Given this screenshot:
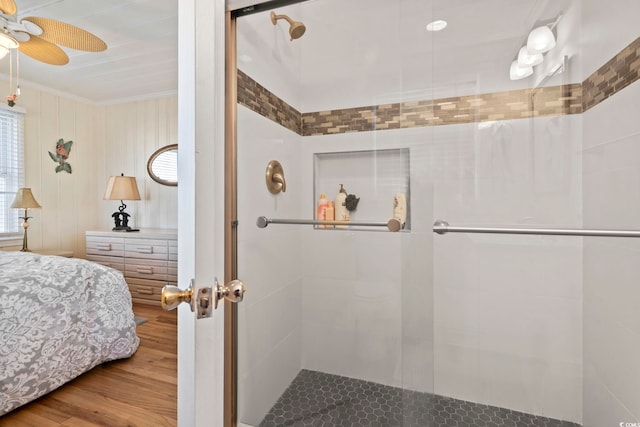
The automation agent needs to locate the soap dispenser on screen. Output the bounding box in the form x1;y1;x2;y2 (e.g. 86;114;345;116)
334;184;350;228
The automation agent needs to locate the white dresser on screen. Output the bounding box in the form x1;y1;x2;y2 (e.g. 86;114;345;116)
85;229;177;306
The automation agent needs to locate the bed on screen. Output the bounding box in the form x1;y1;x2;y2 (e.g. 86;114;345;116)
0;251;140;415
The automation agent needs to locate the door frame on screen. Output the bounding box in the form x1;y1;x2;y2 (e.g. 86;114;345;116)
177;1;313;426
177;0;226;426
221;1;312;426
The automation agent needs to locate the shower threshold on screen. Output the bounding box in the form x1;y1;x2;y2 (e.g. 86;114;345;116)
259;369;580;427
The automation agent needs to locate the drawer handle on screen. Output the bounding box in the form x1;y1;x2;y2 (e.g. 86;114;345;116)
96;243;112;251
137;287;154;295
135;246;154;254
136;267;154;274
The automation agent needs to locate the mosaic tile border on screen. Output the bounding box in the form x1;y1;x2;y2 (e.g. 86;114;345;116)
237;37;639;136
259;369;581;427
301;84;582;136
237;69;301;135
582;36;640;112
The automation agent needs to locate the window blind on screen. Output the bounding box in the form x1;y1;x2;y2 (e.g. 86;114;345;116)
0;107;25;235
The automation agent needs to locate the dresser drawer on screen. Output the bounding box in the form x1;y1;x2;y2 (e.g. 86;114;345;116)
169;240;178;261
86;254;125;273
86;236;125;257
168;261;177;281
125;239;169;260
125;258;168;280
126;277;164;305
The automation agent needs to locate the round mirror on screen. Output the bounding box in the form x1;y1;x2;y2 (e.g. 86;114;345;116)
147;144;178;186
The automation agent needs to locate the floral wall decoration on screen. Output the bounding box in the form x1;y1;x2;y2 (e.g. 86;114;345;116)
48;138;73;173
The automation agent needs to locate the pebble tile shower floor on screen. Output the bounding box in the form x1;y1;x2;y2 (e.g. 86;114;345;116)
259;370;581;427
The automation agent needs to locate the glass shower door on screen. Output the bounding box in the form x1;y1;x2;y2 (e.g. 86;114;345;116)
233;1;435;425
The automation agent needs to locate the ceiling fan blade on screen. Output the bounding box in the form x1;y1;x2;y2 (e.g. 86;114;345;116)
22;16;107;52
18;34;69;65
0;0;16;15
12;31;30;42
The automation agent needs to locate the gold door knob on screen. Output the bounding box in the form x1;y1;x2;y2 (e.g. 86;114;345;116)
162;279;247;317
214;278;247;309
161;282;193;311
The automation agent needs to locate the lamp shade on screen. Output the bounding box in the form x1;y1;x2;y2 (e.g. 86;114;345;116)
10;188;42;209
103;175;141;201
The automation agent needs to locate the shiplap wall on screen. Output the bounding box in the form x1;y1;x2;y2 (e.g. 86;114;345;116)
96;97;179;233
2;85;178;257
16;86;100;257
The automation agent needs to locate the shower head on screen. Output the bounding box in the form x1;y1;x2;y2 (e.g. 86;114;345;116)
271;11;306;41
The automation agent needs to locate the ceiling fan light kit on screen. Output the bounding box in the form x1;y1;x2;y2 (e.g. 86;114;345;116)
0;32;18;49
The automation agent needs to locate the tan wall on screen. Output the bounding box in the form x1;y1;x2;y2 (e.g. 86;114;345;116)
96;97;179;234
3;87;178;258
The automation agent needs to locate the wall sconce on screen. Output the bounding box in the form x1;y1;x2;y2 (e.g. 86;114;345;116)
103;174;141;231
510;17;560;81
10;188;41;252
527;26;556;54
517;46;543;67
510;60;533;80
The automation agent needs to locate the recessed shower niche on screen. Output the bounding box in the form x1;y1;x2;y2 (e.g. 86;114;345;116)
313;148;411;231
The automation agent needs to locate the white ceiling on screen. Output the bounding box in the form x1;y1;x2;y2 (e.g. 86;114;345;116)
0;0;178;104
0;0;575;107
237;0;574;112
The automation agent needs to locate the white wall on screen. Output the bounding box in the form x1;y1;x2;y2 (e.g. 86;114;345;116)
298;129;435;394
296;114;583;422
581;2;640;424
2;88;178;257
234;0;585;423
582;83;640;425
236;105;304;425
235;11;306;423
432;116;583;422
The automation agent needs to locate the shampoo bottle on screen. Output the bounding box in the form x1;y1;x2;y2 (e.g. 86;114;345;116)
325;201;335;228
334;184;350;228
316;193;329;228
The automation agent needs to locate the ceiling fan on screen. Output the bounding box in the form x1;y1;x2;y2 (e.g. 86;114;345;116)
0;0;107;66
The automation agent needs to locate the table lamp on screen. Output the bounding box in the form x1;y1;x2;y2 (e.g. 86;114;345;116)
103;173;141;231
10;188;42;252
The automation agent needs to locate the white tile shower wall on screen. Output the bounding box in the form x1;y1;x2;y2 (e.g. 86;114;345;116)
236;105;304;425
298;114;583;422
581;0;640;79
582;81;640;426
237;8;303;111
432;116;583;423
299;128;434;394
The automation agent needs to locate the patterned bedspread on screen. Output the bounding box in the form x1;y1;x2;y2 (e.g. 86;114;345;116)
0;251;140;415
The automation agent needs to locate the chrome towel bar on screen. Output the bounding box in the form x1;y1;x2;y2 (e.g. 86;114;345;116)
257;216;403;232
433;220;640;238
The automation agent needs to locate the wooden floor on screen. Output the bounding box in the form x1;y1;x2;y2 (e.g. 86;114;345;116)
0;305;177;427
